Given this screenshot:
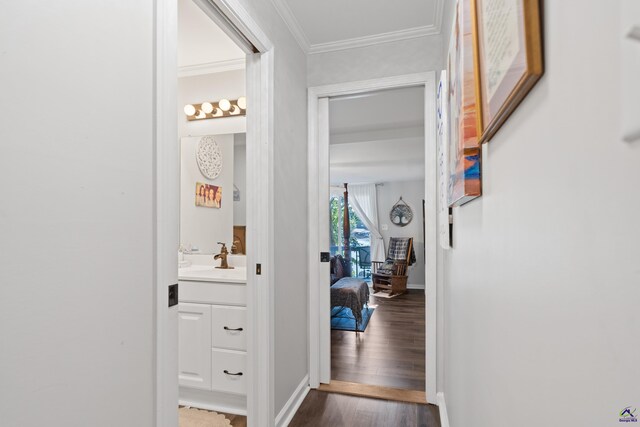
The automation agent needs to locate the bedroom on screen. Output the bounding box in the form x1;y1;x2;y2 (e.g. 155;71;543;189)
325;86;428;398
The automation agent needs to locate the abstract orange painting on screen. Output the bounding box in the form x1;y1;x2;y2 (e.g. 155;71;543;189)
448;0;483;207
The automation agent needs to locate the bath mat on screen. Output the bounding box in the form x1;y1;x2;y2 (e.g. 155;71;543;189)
179;407;232;427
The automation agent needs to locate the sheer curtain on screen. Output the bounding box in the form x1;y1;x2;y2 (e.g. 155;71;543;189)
349;184;385;262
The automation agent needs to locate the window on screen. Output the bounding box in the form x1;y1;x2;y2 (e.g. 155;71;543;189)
329;194;371;279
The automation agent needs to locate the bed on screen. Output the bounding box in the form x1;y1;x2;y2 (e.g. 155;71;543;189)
330;277;370;331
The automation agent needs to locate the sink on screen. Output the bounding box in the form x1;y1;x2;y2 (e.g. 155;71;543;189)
178;264;247;284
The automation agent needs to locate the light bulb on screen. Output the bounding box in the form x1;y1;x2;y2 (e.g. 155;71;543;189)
237;96;247;110
218;98;231;112
229;105;240;115
184;104;196;116
201;102;214;114
195;110;206;119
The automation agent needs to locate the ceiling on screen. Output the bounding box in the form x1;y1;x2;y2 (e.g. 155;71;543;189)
178;0;445;66
330;86;425;135
329;86;425;185
272;0;444;53
178;0;245;72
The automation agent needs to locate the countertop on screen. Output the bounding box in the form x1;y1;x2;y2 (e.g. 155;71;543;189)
178;265;247;284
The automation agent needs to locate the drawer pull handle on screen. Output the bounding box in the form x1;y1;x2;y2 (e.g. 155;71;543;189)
224;370;243;376
224;326;243;331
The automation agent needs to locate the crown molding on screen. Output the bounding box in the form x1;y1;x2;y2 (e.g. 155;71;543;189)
269;0;311;53
309;24;440;54
178;58;245;78
271;0;444;55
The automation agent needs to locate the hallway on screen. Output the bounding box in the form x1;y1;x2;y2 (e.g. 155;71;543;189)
3;1;639;426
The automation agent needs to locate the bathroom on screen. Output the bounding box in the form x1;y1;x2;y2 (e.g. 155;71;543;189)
176;0;250;419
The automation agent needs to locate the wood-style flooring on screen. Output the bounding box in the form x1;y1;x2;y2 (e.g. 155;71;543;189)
223;412;246;427
289;390;440;427
318;380;426;404
331;289;425;391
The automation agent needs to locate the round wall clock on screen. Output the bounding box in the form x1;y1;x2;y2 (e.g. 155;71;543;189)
389;197;413;227
196;136;223;179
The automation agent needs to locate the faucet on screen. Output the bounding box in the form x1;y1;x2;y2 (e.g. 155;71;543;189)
214;242;234;269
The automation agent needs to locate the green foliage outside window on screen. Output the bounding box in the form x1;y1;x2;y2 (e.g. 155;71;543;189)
329;196;363;248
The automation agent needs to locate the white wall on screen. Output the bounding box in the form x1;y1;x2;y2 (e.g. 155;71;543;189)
376;180;426;287
0;2;155;426
307;35;443;87
443;2;640;426
440;0;456;63
180;135;234;254
178;70;247;138
235;0;310;416
233;134;247;226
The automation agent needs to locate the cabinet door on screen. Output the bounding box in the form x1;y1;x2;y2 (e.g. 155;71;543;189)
178;303;212;390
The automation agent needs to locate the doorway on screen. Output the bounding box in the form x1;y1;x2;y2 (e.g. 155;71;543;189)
328;86;427;394
307;73;440;404
177;0;249;420
154;0;274;426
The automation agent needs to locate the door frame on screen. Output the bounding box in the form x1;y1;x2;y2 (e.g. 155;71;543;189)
307;72;440;404
154;0;275;425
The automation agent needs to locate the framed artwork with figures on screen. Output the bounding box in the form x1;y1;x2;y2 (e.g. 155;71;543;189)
195;182;222;209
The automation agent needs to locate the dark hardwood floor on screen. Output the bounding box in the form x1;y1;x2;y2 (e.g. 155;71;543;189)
331;289;426;391
289;390;440;427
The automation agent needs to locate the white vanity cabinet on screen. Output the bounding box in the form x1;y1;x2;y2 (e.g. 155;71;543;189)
177;268;248;415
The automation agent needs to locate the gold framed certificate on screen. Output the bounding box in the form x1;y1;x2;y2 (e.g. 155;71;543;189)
474;0;543;143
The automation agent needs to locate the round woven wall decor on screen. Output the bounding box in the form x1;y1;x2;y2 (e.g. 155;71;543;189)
196;136;223;179
389;197;413;227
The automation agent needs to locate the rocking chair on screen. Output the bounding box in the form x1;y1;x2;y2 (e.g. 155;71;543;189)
371;237;415;296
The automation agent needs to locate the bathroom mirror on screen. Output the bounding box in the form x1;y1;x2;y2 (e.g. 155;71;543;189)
180;133;246;254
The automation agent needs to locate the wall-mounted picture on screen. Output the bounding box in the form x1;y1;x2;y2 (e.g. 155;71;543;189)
195;182;222;208
437;71;452;249
474;0;543;143
448;0;482;207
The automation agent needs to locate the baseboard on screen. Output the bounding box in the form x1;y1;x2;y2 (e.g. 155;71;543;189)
437;392;450;427
275;374;310;427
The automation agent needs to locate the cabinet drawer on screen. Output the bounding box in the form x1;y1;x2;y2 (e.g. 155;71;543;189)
211;306;247;351
211;349;247;395
179;280;246;306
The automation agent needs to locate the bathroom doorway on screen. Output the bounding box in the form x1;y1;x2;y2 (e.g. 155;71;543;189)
155;0;275;425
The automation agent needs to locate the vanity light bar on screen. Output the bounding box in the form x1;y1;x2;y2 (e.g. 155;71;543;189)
184;97;246;121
